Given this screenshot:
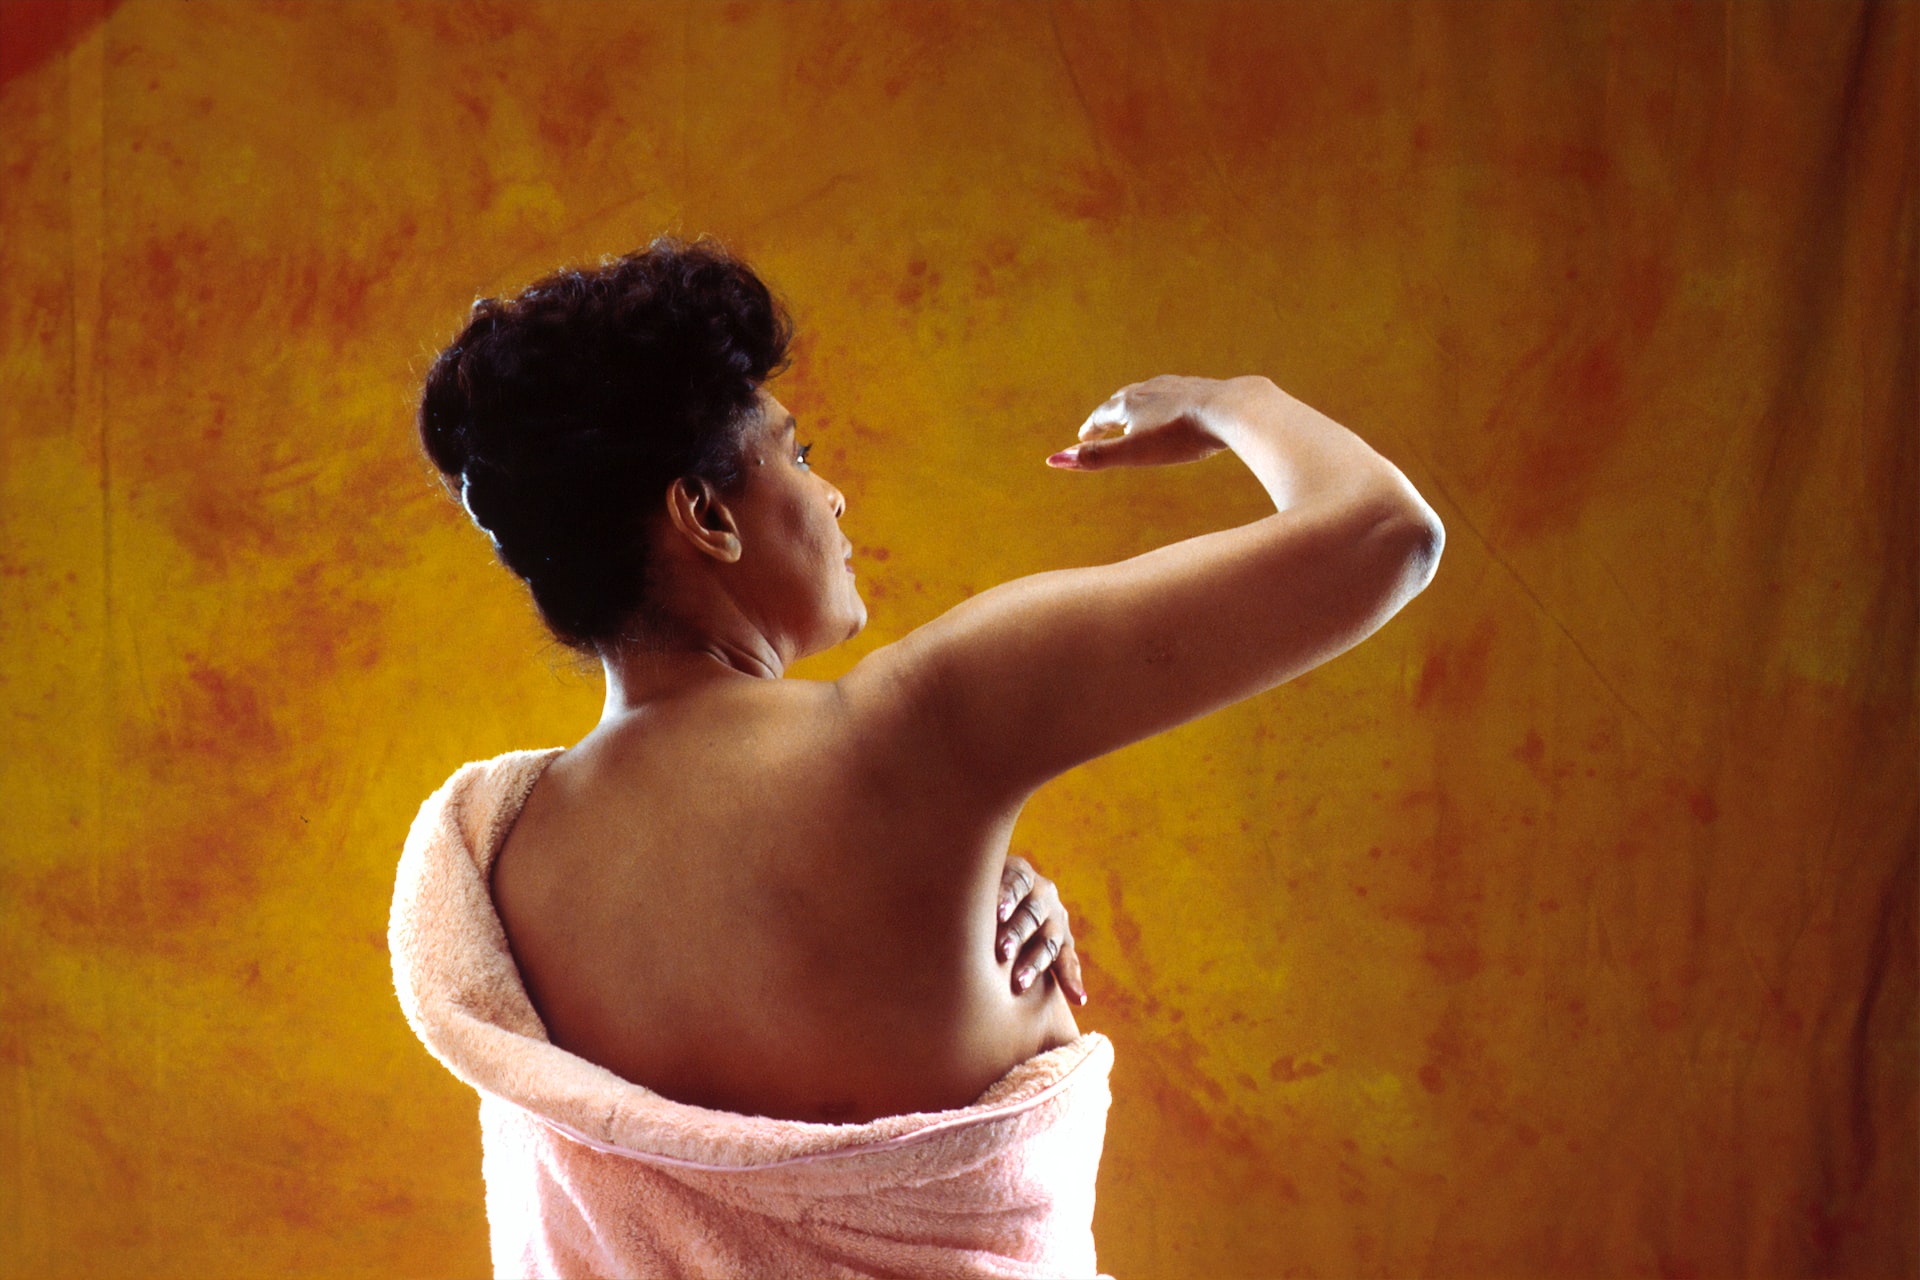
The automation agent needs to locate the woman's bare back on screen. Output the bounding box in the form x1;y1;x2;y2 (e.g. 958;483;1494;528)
491;675;1079;1123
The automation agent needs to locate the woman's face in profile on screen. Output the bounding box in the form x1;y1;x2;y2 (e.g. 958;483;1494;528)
729;388;866;658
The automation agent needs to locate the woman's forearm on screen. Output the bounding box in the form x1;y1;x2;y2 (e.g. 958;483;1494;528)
1206;377;1440;532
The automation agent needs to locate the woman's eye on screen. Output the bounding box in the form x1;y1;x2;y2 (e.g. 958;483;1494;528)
796;442;813;469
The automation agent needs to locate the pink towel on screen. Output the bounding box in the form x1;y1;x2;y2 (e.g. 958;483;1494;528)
390;748;1115;1280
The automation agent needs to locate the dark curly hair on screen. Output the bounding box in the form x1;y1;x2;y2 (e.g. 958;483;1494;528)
418;238;793;653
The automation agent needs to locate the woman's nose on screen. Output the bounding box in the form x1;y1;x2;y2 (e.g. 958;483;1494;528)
825;480;846;519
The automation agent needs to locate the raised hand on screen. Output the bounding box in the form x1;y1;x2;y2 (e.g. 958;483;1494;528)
1046;375;1273;471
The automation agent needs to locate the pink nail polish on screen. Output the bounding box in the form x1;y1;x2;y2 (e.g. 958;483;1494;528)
1046;448;1079;468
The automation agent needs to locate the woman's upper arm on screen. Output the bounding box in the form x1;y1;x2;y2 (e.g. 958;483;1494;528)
838;487;1443;801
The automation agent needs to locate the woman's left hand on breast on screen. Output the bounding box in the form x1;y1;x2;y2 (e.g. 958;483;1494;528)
996;855;1089;1005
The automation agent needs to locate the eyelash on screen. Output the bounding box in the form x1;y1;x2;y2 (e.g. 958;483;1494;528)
796;442;814;468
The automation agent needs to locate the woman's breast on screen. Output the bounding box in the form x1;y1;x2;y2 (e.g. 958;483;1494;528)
634;894;1081;1122
502;840;1078;1122
494;741;1078;1123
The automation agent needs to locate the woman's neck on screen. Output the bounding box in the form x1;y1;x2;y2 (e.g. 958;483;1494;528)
598;632;783;725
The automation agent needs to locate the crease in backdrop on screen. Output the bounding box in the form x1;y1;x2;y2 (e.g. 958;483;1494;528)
0;1;1913;1276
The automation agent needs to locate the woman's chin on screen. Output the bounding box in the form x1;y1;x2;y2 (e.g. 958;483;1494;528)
803;600;866;655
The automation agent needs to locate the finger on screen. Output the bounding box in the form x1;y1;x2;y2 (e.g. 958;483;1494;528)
1051;420;1125;467
997;858;1035;923
1078;387;1128;427
1013;926;1065;993
998;897;1044;963
1056;936;1088;1006
1076;385;1147;441
1061;422;1216;472
1060;437;1129;471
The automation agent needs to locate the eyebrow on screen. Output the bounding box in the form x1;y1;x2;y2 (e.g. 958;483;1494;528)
781;414;798;437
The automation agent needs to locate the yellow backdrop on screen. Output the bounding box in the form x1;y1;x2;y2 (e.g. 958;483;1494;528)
3;2;1913;1276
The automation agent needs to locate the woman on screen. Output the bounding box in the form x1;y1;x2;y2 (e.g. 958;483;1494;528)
391;238;1442;1278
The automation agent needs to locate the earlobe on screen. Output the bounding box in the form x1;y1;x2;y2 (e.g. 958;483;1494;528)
665;477;744;564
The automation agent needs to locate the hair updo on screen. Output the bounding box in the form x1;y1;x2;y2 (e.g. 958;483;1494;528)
418;238;792;654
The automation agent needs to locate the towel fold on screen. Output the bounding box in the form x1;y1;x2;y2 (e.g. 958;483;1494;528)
391;748;1114;1279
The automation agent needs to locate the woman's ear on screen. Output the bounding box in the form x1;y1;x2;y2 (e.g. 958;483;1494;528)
664;477;743;564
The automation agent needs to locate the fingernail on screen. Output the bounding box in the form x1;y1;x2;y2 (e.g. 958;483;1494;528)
998;899;1012;921
999;938;1012;960
1015;968;1033;989
1046;447;1080;468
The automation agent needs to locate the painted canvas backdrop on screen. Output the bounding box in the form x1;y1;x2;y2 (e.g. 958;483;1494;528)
2;1;1913;1276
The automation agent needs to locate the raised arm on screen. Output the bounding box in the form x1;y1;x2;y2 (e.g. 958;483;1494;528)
842;375;1444;802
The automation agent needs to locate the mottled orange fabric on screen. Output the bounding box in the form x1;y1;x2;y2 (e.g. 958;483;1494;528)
1;2;1912;1277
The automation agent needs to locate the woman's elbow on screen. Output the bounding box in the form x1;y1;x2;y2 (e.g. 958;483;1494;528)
1367;506;1445;614
1405;509;1445;593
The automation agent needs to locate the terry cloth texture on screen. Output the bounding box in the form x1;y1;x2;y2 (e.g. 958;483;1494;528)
391;748;1115;1280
